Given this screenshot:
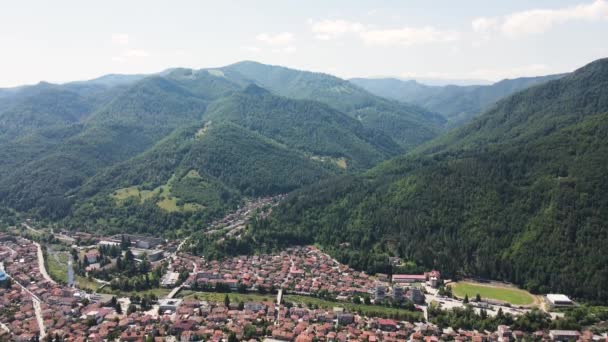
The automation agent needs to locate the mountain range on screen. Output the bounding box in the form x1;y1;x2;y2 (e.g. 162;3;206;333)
351;73;565;127
1;58;606;302
246;58;608;303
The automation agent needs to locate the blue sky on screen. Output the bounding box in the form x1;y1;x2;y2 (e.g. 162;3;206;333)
1;0;607;86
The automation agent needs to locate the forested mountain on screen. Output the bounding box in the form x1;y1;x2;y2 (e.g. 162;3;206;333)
65;85;402;234
0;63;418;233
246;58;608;303
350;73;565;127
218;61;446;149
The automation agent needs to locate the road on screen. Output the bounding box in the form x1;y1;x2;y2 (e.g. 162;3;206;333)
2;266;46;339
33;241;55;285
166;285;183;299
32;298;46;340
176;237;189;253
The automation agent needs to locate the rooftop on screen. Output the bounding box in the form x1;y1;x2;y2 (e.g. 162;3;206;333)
546;294;572;303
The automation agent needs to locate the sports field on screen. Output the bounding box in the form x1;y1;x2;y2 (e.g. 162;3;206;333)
450;281;536;306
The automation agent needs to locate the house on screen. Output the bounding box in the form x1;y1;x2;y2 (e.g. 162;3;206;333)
392;274;426;284
85;251;100;264
375;285;386;301
159;299;182;314
393;286;404;301
377;318;398;331
337;313;354;325
407;288;425;304
244;302;266;312
549;330;580;341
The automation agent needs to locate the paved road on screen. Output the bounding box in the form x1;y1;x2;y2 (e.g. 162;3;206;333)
32;298;46;340
166;285;183;299
2;267;46;339
33;241;55;285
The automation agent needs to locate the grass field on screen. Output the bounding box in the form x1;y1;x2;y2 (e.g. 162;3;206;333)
180;291;423;320
112;174;202;213
98;287;172;298
47;252;69;282
46;250;99;291
450;281;536;306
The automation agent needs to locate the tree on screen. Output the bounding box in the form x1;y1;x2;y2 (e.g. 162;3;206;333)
224;294;230;307
475;293;481;302
463;294;469;304
127;304;137;314
115;301;123;314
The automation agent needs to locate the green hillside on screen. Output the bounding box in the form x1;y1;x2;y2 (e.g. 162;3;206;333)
220;61;446;149
246;58;608;303
0;76;211;217
0;65;409;233
351;74;564;127
204;84;402;170
67;85;402;234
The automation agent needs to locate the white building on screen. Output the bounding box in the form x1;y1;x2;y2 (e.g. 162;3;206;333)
546;294;574;308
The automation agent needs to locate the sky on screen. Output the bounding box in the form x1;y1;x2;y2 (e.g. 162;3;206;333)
1;0;608;87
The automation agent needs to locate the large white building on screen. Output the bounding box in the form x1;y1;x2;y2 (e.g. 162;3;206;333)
546;294;574;308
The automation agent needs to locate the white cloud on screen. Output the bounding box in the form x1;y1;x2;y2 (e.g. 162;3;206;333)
360;26;460;46
241;46;262;53
256;32;294;45
124;49;149;57
111;33;130;45
272;46;296;54
112;49;150;63
473;0;608;38
472;17;500;33
310;19;365;40
309;19;458;46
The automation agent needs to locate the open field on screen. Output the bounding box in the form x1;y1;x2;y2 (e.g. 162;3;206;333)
449;281;536;306
46;251;69;282
180;291;423;320
111;174;202;213
46;250;100;291
99;287;171;298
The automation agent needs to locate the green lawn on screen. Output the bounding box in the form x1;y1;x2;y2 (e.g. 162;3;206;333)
47;252;69;283
46;251;100;291
450;282;536;306
99;287;171;298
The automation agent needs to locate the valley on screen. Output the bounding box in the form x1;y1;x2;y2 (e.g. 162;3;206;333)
1;57;607;340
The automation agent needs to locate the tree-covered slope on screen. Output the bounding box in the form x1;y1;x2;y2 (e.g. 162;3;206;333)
220;61;446;149
68;121;338;234
351;73;565;127
67;85;405;233
0;76;211;217
204;84;402;170
248;58;608;303
0;66;407;232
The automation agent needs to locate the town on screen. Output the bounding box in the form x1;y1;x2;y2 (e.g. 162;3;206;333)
1;221;605;342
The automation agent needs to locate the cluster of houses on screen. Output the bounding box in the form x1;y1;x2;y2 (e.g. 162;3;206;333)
0;234;111;341
185;246;378;297
2;233;606;341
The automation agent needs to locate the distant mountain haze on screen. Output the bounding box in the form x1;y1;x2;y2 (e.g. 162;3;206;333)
351;73;566;127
